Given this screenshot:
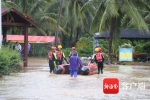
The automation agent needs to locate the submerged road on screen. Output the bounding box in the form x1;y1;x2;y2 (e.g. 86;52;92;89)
0;57;150;100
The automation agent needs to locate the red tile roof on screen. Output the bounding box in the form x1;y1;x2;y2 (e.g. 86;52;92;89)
5;35;60;44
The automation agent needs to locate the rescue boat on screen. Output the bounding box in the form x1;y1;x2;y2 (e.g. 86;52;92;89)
54;62;98;75
81;62;98;75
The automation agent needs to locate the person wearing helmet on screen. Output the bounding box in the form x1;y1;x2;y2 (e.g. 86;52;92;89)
97;46;105;71
97;47;105;61
48;46;57;73
91;47;103;74
56;45;68;65
69;47;78;58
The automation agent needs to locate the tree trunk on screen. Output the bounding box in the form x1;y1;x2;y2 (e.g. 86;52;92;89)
69;28;73;47
108;17;116;64
75;27;80;44
54;0;63;46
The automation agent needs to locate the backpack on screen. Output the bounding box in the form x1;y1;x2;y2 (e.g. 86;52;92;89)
48;52;53;60
95;53;102;62
57;51;62;60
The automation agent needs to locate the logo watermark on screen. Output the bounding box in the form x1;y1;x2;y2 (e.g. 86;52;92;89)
121;82;146;90
103;78;119;94
103;78;147;94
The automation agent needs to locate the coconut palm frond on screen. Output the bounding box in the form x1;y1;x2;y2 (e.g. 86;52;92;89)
36;27;47;36
122;0;149;33
39;16;55;23
29;0;46;15
90;2;105;34
2;1;20;11
80;0;95;14
98;5;112;35
44;0;60;13
145;13;150;22
139;0;150;11
39;16;67;35
59;27;68;35
107;0;119;17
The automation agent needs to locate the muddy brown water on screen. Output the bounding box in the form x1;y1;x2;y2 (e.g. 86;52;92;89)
0;57;150;100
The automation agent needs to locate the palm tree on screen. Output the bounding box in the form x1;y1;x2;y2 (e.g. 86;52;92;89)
81;0;150;64
62;0;93;47
3;0;67;36
2;0;49;35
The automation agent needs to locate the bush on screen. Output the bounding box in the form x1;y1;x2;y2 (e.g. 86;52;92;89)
134;45;143;53
0;47;21;75
30;44;50;57
143;42;150;54
76;37;93;57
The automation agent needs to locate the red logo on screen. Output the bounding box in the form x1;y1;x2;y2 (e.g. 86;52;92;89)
103;78;119;94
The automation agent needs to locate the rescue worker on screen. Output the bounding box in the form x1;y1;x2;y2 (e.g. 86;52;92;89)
69;47;78;58
69;52;82;78
56;45;68;65
48;46;57;73
91;48;103;74
98;47;105;62
98;47;105;71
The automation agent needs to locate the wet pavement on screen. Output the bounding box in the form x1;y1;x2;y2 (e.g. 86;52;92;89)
0;57;150;100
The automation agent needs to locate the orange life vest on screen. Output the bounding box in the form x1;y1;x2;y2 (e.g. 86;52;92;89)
48;52;53;60
95;53;102;62
57;51;62;60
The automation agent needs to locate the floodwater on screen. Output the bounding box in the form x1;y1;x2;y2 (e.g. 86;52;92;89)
0;57;150;100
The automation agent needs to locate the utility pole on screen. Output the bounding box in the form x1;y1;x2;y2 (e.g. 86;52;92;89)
54;0;63;46
0;0;2;49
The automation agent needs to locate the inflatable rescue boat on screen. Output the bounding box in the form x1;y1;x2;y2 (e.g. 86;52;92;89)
54;62;98;75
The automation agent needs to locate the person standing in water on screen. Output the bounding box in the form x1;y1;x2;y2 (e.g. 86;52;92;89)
69;53;82;78
69;47;78;58
48;46;57;73
56;45;68;65
91;48;103;74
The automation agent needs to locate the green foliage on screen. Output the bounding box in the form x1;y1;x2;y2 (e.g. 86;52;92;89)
143;42;150;54
99;39;108;54
134;45;143;53
76;37;93;57
62;48;71;58
132;40;150;53
0;47;21;75
30;44;50;57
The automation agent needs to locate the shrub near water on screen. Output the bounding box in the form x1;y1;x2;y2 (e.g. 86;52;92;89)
0;47;21;75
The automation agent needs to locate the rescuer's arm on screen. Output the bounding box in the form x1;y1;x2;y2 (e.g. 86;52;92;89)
63;52;69;64
91;54;95;63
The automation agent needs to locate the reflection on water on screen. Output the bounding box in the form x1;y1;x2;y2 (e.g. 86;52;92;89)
0;57;150;100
